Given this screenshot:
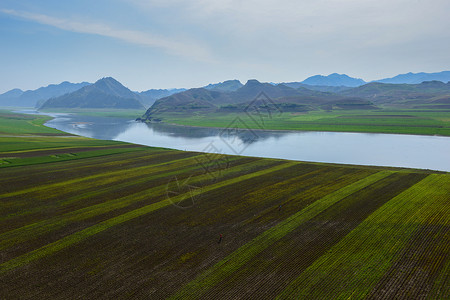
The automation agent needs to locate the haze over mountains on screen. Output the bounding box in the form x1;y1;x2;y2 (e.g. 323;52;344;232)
0;71;449;110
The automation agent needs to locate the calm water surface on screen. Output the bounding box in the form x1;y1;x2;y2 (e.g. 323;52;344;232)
20;111;450;172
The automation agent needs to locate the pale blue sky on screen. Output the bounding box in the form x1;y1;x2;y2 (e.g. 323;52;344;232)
1;0;449;93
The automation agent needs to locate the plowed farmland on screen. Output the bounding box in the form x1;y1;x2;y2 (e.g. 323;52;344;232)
0;111;449;299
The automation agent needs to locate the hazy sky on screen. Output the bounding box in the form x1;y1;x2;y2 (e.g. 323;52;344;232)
1;0;449;93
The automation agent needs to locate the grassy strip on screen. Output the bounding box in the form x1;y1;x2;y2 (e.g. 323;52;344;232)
169;171;393;299
276;174;449;299
0;161;295;274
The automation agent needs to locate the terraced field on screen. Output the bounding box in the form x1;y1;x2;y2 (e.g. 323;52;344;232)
0;111;449;299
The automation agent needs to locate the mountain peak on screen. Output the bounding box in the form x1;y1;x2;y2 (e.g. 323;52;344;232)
39;77;144;110
245;79;261;86
95;77;121;85
302;74;365;87
203;80;243;92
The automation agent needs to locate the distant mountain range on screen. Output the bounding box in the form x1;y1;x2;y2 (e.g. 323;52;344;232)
280;71;450;89
0;81;91;107
40;77;145;110
0;71;449;110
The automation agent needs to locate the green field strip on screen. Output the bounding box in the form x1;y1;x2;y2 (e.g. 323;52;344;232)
168;171;393;299
276;174;449;299
0;157;266;250
0;161;295;274
366;213;450;299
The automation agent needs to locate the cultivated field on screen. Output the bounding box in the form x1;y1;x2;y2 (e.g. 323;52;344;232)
0;111;449;299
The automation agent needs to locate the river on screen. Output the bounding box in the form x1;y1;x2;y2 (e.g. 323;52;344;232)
18;110;450;172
